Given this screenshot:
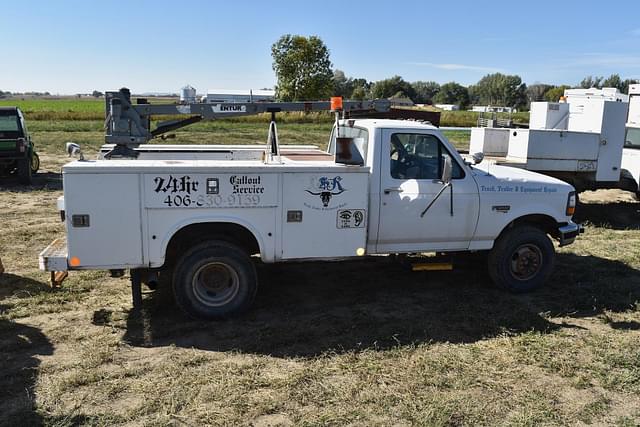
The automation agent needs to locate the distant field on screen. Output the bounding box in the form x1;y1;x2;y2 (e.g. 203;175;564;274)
0;98;529;128
30;122;470;155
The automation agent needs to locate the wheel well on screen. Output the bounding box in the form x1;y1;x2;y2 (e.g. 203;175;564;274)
502;214;559;240
164;222;260;267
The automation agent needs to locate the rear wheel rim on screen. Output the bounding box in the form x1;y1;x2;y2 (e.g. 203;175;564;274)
31;154;39;172
192;262;240;307
509;244;543;281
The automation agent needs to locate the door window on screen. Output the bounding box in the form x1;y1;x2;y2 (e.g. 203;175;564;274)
389;133;463;180
625;127;640;149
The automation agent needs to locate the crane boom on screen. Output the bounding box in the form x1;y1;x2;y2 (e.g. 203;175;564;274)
104;88;391;147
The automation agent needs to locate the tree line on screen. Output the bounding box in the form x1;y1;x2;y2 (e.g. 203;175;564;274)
272;34;639;110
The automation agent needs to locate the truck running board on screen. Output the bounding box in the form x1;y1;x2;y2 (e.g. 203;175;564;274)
411;262;454;271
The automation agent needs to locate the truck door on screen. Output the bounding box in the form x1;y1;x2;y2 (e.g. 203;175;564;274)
376;129;480;252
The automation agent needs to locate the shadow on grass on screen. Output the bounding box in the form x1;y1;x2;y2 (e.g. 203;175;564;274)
0;273;52;300
0;305;53;425
574;200;640;230
110;252;640;358
0;171;62;192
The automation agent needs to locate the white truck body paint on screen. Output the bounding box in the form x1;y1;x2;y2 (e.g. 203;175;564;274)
472;87;640;193
41;119;579;272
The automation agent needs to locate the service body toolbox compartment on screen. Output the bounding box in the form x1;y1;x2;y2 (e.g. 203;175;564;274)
53;158;370;270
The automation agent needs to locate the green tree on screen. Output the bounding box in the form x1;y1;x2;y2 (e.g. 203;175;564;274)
332;69;351;98
351;86;367;100
369;76;416;100
544;85;571;102
411;81;440;104
526;84;554;103
622;78;640;94
579;75;603;89
602;74;623;91
350;78;371;97
271;34;333;101
332;70;371;99
433;82;469;108
467;85;480;105
473;73;527;108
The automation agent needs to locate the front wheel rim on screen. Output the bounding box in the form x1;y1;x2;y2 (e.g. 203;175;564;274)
191;262;240;307
509;244;543;281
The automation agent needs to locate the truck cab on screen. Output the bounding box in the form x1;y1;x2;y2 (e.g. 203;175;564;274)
0;107;40;184
329;119;579;252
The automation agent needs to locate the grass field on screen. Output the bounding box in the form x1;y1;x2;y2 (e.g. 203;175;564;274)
1;102;640;425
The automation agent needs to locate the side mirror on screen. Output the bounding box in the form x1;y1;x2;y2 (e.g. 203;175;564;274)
66;142;85;161
442;155;453;184
472;152;484;165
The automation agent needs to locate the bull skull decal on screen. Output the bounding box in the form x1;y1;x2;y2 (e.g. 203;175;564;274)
306;176;345;207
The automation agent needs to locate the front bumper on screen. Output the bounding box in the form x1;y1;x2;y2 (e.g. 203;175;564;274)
558;222;584;247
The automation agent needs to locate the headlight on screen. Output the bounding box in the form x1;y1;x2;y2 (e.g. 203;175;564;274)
566;191;577;216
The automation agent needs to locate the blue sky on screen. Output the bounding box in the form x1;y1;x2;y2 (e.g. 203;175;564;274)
2;0;639;94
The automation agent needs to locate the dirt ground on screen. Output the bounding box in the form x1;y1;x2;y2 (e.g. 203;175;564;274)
1;145;640;426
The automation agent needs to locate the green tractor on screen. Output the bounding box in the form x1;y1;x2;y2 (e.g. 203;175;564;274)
0;107;39;184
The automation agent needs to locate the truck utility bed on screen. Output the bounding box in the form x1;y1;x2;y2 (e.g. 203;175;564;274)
58;155;371;268
98;144;330;161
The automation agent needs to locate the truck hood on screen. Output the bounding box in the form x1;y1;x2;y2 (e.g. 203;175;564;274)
471;163;572;189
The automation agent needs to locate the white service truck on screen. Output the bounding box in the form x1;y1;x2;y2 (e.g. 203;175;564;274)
39;90;581;319
470;85;640;197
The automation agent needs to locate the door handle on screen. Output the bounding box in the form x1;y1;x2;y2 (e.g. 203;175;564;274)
384;187;403;194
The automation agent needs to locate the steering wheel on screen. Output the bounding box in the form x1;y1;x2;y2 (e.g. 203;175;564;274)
390;137;421;177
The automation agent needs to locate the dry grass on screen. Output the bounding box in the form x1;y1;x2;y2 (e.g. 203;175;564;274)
0;123;639;426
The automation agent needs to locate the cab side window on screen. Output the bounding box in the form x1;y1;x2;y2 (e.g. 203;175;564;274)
390;133;464;180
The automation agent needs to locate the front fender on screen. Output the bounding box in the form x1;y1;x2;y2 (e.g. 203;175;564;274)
473;198;570;246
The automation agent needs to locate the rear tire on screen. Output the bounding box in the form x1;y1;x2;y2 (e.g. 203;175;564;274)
17;158;32;184
30;152;40;174
488;225;555;293
172;240;257;319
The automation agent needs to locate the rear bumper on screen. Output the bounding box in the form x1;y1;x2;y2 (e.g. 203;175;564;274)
558;222;584;247
39;238;68;271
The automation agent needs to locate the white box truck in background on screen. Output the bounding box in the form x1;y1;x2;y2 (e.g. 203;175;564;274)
470;86;640;197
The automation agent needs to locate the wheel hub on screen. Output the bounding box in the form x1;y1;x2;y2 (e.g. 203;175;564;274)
192;262;240;307
510;244;542;281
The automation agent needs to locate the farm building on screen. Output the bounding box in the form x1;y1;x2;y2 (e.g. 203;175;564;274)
471;105;517;113
435;104;459;111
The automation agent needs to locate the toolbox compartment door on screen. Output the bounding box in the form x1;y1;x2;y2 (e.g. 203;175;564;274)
64;173;143;268
281;172;369;259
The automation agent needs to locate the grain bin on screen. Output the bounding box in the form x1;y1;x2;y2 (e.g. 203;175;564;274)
180;85;196;104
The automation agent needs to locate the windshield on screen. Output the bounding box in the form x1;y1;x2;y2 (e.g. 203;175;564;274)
0;111;22;139
328;125;369;161
625;127;640;150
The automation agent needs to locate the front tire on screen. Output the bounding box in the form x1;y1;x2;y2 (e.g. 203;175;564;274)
488;225;555;293
172;241;257;319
